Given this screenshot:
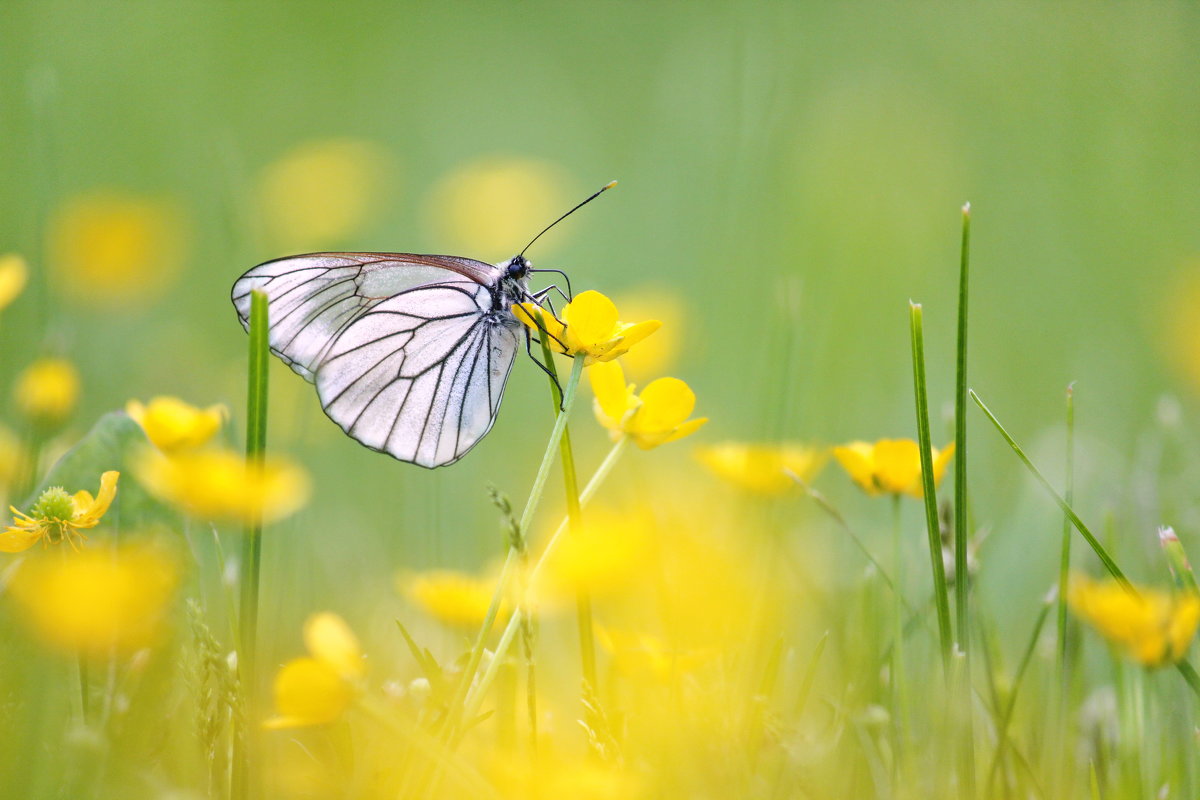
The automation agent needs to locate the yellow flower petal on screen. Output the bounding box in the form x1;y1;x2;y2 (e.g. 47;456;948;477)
0;526;43;553
304;612;365;679
402;569;509;629
14;358;81;427
873;439;923;494
1069;574;1200;667
263;657;352;729
562;290;620;350
588;361;637;431
832;442;877;494
75;471;120;526
695;443;826;495
127;396;227;452
0;254;29;311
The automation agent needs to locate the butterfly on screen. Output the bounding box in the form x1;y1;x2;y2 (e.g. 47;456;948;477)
231;182;614;468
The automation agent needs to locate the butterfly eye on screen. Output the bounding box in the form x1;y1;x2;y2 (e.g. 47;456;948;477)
506;257;528;279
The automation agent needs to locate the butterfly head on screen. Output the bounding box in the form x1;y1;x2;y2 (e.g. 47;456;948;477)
505;255;531;280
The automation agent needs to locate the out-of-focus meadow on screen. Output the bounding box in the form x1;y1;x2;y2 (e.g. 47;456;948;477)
3;2;1200;798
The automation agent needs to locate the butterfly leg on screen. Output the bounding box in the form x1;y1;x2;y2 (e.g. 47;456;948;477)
523;327;565;407
528;268;573;301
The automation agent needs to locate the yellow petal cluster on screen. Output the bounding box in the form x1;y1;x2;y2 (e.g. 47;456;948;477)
0;471;119;553
589;360;706;450
126;396;227;453
0;254;28;311
9;541;178;656
401;568;509;629
833;438;955;498
514;291;661;366
694;442;827;495
14;358;81;427
47;191;188;308
1069;574;1200;667
265;612;365;729
134;447;309;525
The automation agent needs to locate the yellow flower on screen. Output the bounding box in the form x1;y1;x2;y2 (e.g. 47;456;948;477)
611;287;684;378
513;291;661;366
14;358;81;427
400;568;508;629
833;438;955;498
133;447;310;525
426;157;569;256
1069;574;1200;667
0;471;119;553
588;360;707;449
8;542;178;656
694;442;827;495
47;191;188;308
126;396;227;453
265;612;364;729
258;138;395;250
0;254;28;311
536;508;655;602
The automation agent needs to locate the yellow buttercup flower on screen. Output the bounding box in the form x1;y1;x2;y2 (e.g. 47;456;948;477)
0;471;119;553
536;508;655;602
513;291;661;366
426;157;569;256
265;612;364;729
400;568;509;629
258;138;395;250
1069;574;1200;667
14;358;81;427
588;360;707;450
0;254;28;311
47;191;188;308
126;396;227;453
694;442;827;495
133;447;310;525
833;438;955;498
8;541;177;656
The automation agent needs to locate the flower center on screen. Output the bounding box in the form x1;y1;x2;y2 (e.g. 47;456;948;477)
31;487;75;522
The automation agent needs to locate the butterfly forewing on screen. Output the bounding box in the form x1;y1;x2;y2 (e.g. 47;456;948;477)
231;252;502;380
314;282;520;467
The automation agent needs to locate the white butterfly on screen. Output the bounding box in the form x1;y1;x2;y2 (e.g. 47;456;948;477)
231;251;550;468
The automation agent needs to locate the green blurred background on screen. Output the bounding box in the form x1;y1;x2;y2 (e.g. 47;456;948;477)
3;2;1200;649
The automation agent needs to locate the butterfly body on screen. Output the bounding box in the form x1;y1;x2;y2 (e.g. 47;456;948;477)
232;251;536;468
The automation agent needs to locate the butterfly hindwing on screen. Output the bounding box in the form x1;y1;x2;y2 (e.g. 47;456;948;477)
314;281;520;468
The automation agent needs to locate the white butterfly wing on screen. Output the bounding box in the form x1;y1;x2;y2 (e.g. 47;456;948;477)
314;281;521;468
231;252;501;381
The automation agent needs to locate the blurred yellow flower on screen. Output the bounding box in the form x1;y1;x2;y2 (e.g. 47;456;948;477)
134;447;309;525
1069;574;1200;667
589;360;707;449
258;138;395;250
47;191;188;308
0;471;119;553
400;568;508;629
694;442;827;495
126;396;227;453
536;508;654;601
14;357;81;427
426;157;569;257
265;612;364;729
490;752;642;800
596;626;709;682
8;542;177;656
833;438;955;498
514;291;661;366
0;424;28;494
0;254;28;311
612;287;684;378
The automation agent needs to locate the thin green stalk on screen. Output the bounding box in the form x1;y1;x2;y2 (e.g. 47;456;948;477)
233;289;269;800
536;335;596;690
909;302;953;675
986;594;1053;791
954;202;971;660
890;494;909;763
969;389;1128;587
1057;384;1075;686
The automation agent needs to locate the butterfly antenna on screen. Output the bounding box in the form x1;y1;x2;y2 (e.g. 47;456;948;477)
518;180;618;258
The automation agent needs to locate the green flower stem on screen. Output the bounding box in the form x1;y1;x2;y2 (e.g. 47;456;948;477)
909;302;954;676
536;336;596;690
233;289;269;800
1057;385;1075;690
442;355;586;745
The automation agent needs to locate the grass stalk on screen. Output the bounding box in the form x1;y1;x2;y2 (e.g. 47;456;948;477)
1057;385;1075;686
909;301;953;675
954;202;971;661
232;289;269;800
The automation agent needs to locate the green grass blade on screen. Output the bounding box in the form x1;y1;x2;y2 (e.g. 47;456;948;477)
954;202;971;658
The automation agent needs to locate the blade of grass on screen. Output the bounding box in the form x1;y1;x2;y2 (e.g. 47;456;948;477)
909;301;953;675
954;202;971;659
232;288;269;800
